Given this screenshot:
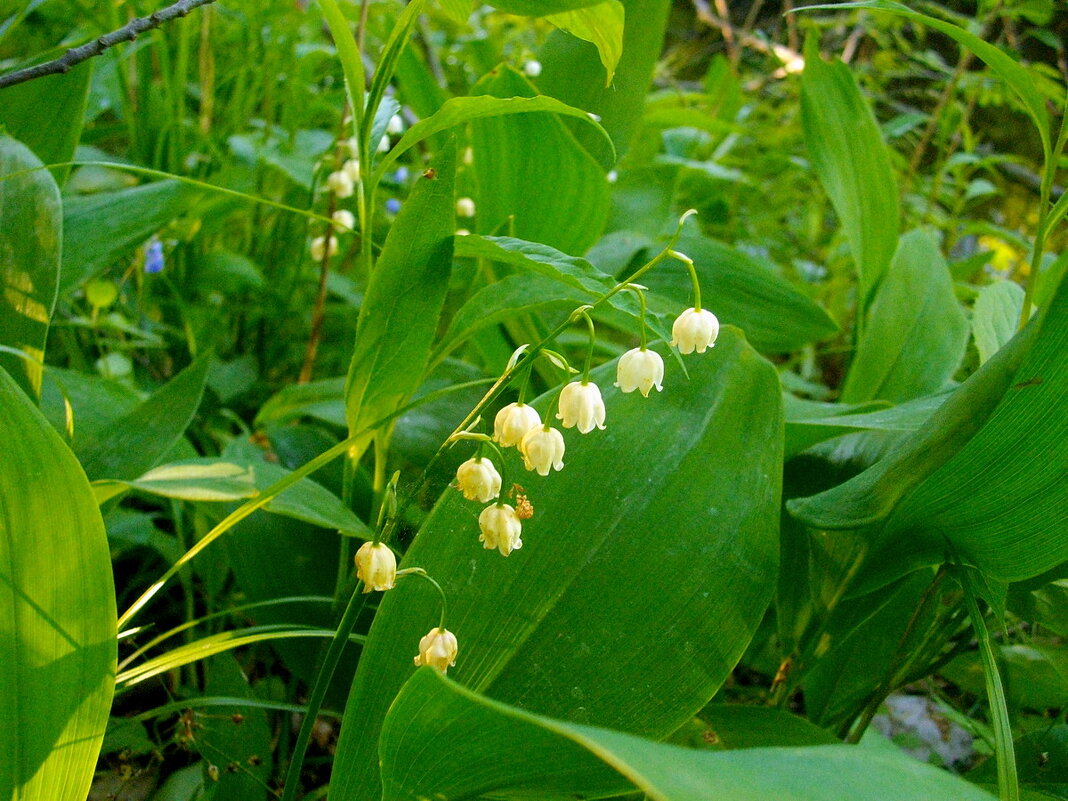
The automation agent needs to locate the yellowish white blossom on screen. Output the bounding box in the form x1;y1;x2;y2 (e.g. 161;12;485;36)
478;503;523;556
519;425;565;476
615;347;664;397
354;541;396;592
455;457;502;503
556;381;606;434
413;627;458;672
326;170;354;198
671;308;720;354
493;402;541;447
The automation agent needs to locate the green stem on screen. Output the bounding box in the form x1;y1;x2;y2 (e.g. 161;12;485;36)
628;285;650;349
580;310;596;382
279;581;368;801
960;568;1019;801
398;568;448;629
670;249;702;310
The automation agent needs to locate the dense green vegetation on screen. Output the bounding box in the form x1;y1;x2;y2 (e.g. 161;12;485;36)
0;1;1065;799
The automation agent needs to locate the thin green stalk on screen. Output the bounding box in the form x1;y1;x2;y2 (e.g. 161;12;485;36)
317;0;366;131
960;568;1019;801
580;310;596;382
279;581;368;801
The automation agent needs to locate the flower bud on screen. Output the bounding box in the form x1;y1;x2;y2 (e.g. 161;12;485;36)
332;209;356;231
387;114;405;135
523;59;542;77
519;425;565;476
344;136;359;158
310;235;338;261
478;503;523;556
377;135;391;153
615;347;664;397
354;541;397;592
342;158;361;182
414;627;458;672
456;197;476;217
556;381;606;434
455;457;502;503
493;402;541;447
671;307;719;354
326;170;354;198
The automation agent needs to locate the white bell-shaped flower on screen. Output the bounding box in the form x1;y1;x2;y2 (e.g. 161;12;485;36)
671;307;720;354
326;169;354;198
519;425;565;476
456;197;476;217
354;541;396;592
615;347;664;397
342;158;361;182
332;209;356;231
493;402;541;447
386;113;405;135
556;381;606;434
310;235;338;261
413;627;458;672
455;457;502;503
523;59;542;77
478;503;523;556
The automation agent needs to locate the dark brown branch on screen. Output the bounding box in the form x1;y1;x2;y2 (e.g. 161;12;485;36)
0;0;217;90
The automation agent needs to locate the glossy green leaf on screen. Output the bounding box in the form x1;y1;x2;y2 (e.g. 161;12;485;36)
344;145;456;461
60;180;197;296
841;230;969;403
378;669;995;801
201;657;273;800
0;64;91;186
40;368;139;445
690;706;839;749
544;0;624;86
331;329;782;799
969;725;1068;799
973;281;1026;365
944;645;1068;710
95;458;370;536
78;352;212;482
800;34;899;308
468;66;609;255
374;92;615;182
643;231;840;353
256;377;346;428
790;272;1068;586
538;0;671;156
0;367;116;801
800;1;1053;159
0;136;60;399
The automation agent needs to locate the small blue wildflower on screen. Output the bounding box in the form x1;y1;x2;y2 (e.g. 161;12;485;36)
393;166;410;183
144;239;165;274
385;198;401;215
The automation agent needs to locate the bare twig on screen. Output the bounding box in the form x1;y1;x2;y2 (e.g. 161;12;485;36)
0;0;217;90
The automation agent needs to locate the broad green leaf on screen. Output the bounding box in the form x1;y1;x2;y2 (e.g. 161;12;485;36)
800;34;899;308
944;645;1068;710
783;392;947;459
0;368;116;801
800;1;1053;160
78;352;212;482
201;657;273;799
0;135;60;399
379;669;995;801
436;0;470;24
331;329;783;799
468;66;609;255
95;458;370;536
488;0;602;14
60;180;197;296
973;281;1025;364
41;368;139;444
643;231;840;353
344;145;456;462
841;230;969;403
790;271;1068;587
544;0;624;86
373;93;615;182
689;706;838;749
538;0;671;156
0;63;91;186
